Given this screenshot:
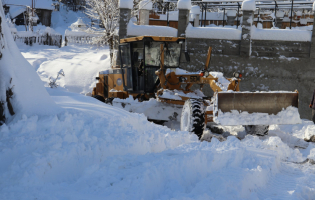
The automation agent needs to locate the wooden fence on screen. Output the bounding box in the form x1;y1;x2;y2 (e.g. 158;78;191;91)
13;33;62;48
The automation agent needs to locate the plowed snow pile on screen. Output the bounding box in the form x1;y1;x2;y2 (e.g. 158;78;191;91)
1;89;315;200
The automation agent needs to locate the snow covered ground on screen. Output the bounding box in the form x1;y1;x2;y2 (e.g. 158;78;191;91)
1;5;315;200
1;86;315;199
18;44;110;94
2;41;315;200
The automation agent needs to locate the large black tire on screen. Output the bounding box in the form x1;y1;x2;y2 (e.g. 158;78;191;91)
244;125;269;136
180;99;205;139
92;95;105;103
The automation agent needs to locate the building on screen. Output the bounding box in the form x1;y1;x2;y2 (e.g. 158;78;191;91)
3;0;54;26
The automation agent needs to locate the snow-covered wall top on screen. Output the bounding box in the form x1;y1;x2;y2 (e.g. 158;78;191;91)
139;0;152;10
4;0;54;10
242;0;256;11
127;20;177;37
251;27;312;42
159;11;227;21
0;1;60;118
190;5;200;15
186;24;242;40
177;0;191;10
119;0;133;9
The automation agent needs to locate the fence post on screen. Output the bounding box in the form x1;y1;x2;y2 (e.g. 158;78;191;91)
240;0;255;57
139;0;152;25
177;0;191;37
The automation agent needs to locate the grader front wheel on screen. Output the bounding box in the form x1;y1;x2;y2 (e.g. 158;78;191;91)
180;99;205;139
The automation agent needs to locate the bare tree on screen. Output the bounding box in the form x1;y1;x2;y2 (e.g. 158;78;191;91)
85;0;119;63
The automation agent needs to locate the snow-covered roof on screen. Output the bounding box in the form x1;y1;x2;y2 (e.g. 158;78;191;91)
5;0;54;10
127;20;177;37
8;5;26;18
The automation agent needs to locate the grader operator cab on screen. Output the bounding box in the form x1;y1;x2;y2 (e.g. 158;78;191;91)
92;36;300;139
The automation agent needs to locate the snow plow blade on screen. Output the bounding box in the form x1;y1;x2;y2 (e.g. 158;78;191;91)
214;92;301;126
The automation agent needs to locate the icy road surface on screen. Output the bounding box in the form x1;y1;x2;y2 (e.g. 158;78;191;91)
1;88;315;200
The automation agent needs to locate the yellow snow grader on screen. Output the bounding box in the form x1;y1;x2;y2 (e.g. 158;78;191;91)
92;36;300;138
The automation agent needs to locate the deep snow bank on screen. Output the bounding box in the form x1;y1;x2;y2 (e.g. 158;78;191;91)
1;89;315;200
0;2;60;122
18;44;110;95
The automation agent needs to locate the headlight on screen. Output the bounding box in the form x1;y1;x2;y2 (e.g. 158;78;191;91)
233;72;242;78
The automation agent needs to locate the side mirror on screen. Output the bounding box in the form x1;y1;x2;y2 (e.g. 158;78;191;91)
185;52;190;63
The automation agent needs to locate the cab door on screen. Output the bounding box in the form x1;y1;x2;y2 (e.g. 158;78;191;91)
119;43;133;92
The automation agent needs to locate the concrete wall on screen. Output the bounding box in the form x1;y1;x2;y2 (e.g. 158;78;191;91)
187;38;241;56
251;40;311;58
181;52;314;120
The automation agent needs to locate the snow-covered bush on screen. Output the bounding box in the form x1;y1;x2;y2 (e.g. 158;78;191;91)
85;0;119;63
48;69;65;88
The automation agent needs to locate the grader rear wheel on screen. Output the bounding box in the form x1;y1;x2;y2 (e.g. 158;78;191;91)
92;95;105;103
180;99;205;139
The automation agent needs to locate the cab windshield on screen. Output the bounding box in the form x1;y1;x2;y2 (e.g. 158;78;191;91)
144;42;181;67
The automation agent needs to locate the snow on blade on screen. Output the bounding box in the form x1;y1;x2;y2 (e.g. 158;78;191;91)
214;106;301;126
159;89;205;100
210;72;231;91
113;96;183;121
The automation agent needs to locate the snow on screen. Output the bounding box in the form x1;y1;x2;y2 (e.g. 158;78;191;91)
186;24;242;40
210;72;232;91
4;0;54;10
113;96;184;122
304;125;315;140
226;10;237;17
139;0;152;10
177;0;191;10
276;11;285;18
18;44;110;95
242;0;256;11
119;0;133;9
158;89;205;100
1;91;315;199
166;68;199;75
127;20;178;37
8;5;25;19
313;1;315;11
0;2;60;122
190;5;200;15
2;4;315;200
251;26;312;42
214;105;301;126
